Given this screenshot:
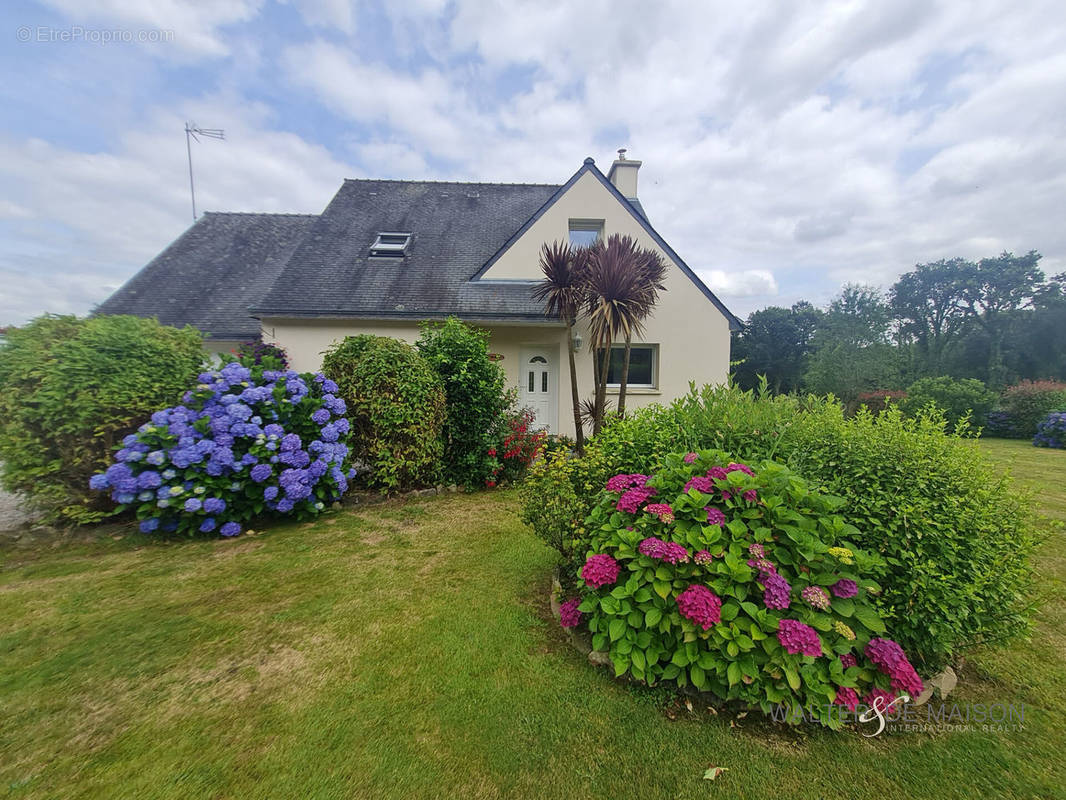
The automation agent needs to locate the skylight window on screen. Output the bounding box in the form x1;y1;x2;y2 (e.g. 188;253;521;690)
370;232;412;257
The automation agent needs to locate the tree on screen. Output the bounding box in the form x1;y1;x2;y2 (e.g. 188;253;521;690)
890;258;969;376
804;285;900;402
731;302;822;392
583;234;666;434
532;241;588;453
958;251;1044;388
617;246;666;418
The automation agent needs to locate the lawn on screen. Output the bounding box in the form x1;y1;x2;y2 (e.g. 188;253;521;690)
1;440;1063;799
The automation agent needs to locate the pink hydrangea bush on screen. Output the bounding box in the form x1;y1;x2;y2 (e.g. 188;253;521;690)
567;449;920;729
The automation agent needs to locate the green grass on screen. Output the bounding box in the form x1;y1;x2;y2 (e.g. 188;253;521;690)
1;440;1064;799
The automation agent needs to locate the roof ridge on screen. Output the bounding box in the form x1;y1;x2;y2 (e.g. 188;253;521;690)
340;177;561;188
201;211;319;218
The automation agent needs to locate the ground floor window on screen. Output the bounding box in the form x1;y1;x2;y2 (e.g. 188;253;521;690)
598;343;658;388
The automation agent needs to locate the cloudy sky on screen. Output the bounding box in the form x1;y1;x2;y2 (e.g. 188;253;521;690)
2;0;1065;326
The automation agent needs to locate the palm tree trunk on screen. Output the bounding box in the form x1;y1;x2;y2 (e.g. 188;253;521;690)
593;333;612;436
617;332;632;418
565;317;585;453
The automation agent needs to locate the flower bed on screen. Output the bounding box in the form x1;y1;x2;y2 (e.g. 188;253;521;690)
556;450;923;728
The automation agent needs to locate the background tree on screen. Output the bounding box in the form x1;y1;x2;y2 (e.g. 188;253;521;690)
731;302;822;392
532;241;589;452
890;258;968;376
958;250;1044;388
804;284;900;402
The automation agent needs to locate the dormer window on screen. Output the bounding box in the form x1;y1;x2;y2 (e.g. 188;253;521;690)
370;232;412;257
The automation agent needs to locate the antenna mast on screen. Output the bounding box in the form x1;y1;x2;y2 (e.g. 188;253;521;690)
184;122;225;221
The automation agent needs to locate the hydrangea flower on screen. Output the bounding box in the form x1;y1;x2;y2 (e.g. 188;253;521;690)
638;537;689;564
605;473;651;493
866;638;924;697
694;549;714;564
683;452;698;463
683;476;714;494
704;507;726;525
833;621;856;640
676;585;722;630
801;585;831;611
748;543;765;558
644;503;675;523
559;598;582;628
777;619;822;657
833;687;860;711
727;462;755;476
827;546;854;565
220;521;241;537
581;554;620;588
865;687;899;713
840;653;858;669
616;486;657;513
831;579;858;598
742;489;759;503
762;571;791;610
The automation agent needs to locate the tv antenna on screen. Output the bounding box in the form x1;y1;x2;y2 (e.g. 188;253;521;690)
184;122;225;221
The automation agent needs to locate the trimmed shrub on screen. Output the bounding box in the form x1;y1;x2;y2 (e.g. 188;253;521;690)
522;383;1039;670
1001;380;1066;437
899;376;995;432
416;318;508;488
89;363;353;536
322;335;445;491
566;451;921;728
0;314;205;524
1033;411;1066;448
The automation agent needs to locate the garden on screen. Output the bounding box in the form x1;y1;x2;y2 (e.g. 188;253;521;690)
0;305;1063;798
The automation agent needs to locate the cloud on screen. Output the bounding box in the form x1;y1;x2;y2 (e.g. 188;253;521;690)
3;0;1066;327
699;269;779;299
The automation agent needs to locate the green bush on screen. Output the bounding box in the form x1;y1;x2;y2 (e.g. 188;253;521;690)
568;451;920;728
321;335;445;491
899;376;995;431
522;383;1039;670
0;314;206;524
416;318;508;488
1001;380;1066;437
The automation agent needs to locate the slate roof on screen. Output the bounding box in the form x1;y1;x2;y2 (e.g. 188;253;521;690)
252;179;561;321
96;212;317;340
98;160;740;335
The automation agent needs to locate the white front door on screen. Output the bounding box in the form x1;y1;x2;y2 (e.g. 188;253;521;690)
519;347;557;432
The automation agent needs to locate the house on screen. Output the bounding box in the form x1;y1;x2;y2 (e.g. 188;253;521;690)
98;154;740;438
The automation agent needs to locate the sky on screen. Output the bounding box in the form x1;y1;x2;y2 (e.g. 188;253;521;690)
2;0;1065;326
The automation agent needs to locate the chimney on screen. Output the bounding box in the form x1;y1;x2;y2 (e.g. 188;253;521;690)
607;147;641;199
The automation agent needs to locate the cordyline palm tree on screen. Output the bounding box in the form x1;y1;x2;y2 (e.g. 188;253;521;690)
532;241;589;453
584;234;667;434
616;246;666;417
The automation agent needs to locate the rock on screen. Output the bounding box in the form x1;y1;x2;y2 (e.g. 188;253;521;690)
588;650;611;667
913;665;958;706
447;484;459;493
569;628;593;656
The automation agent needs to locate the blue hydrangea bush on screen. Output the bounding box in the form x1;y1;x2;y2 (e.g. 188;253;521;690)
90;362;355;536
1033;410;1066;448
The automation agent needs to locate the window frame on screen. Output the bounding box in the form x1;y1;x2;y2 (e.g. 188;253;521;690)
369;232;412;258
568;218;604;248
599;343;659;389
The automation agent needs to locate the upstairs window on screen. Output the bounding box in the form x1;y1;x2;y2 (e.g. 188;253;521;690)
568;219;603;248
370;232;412;257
